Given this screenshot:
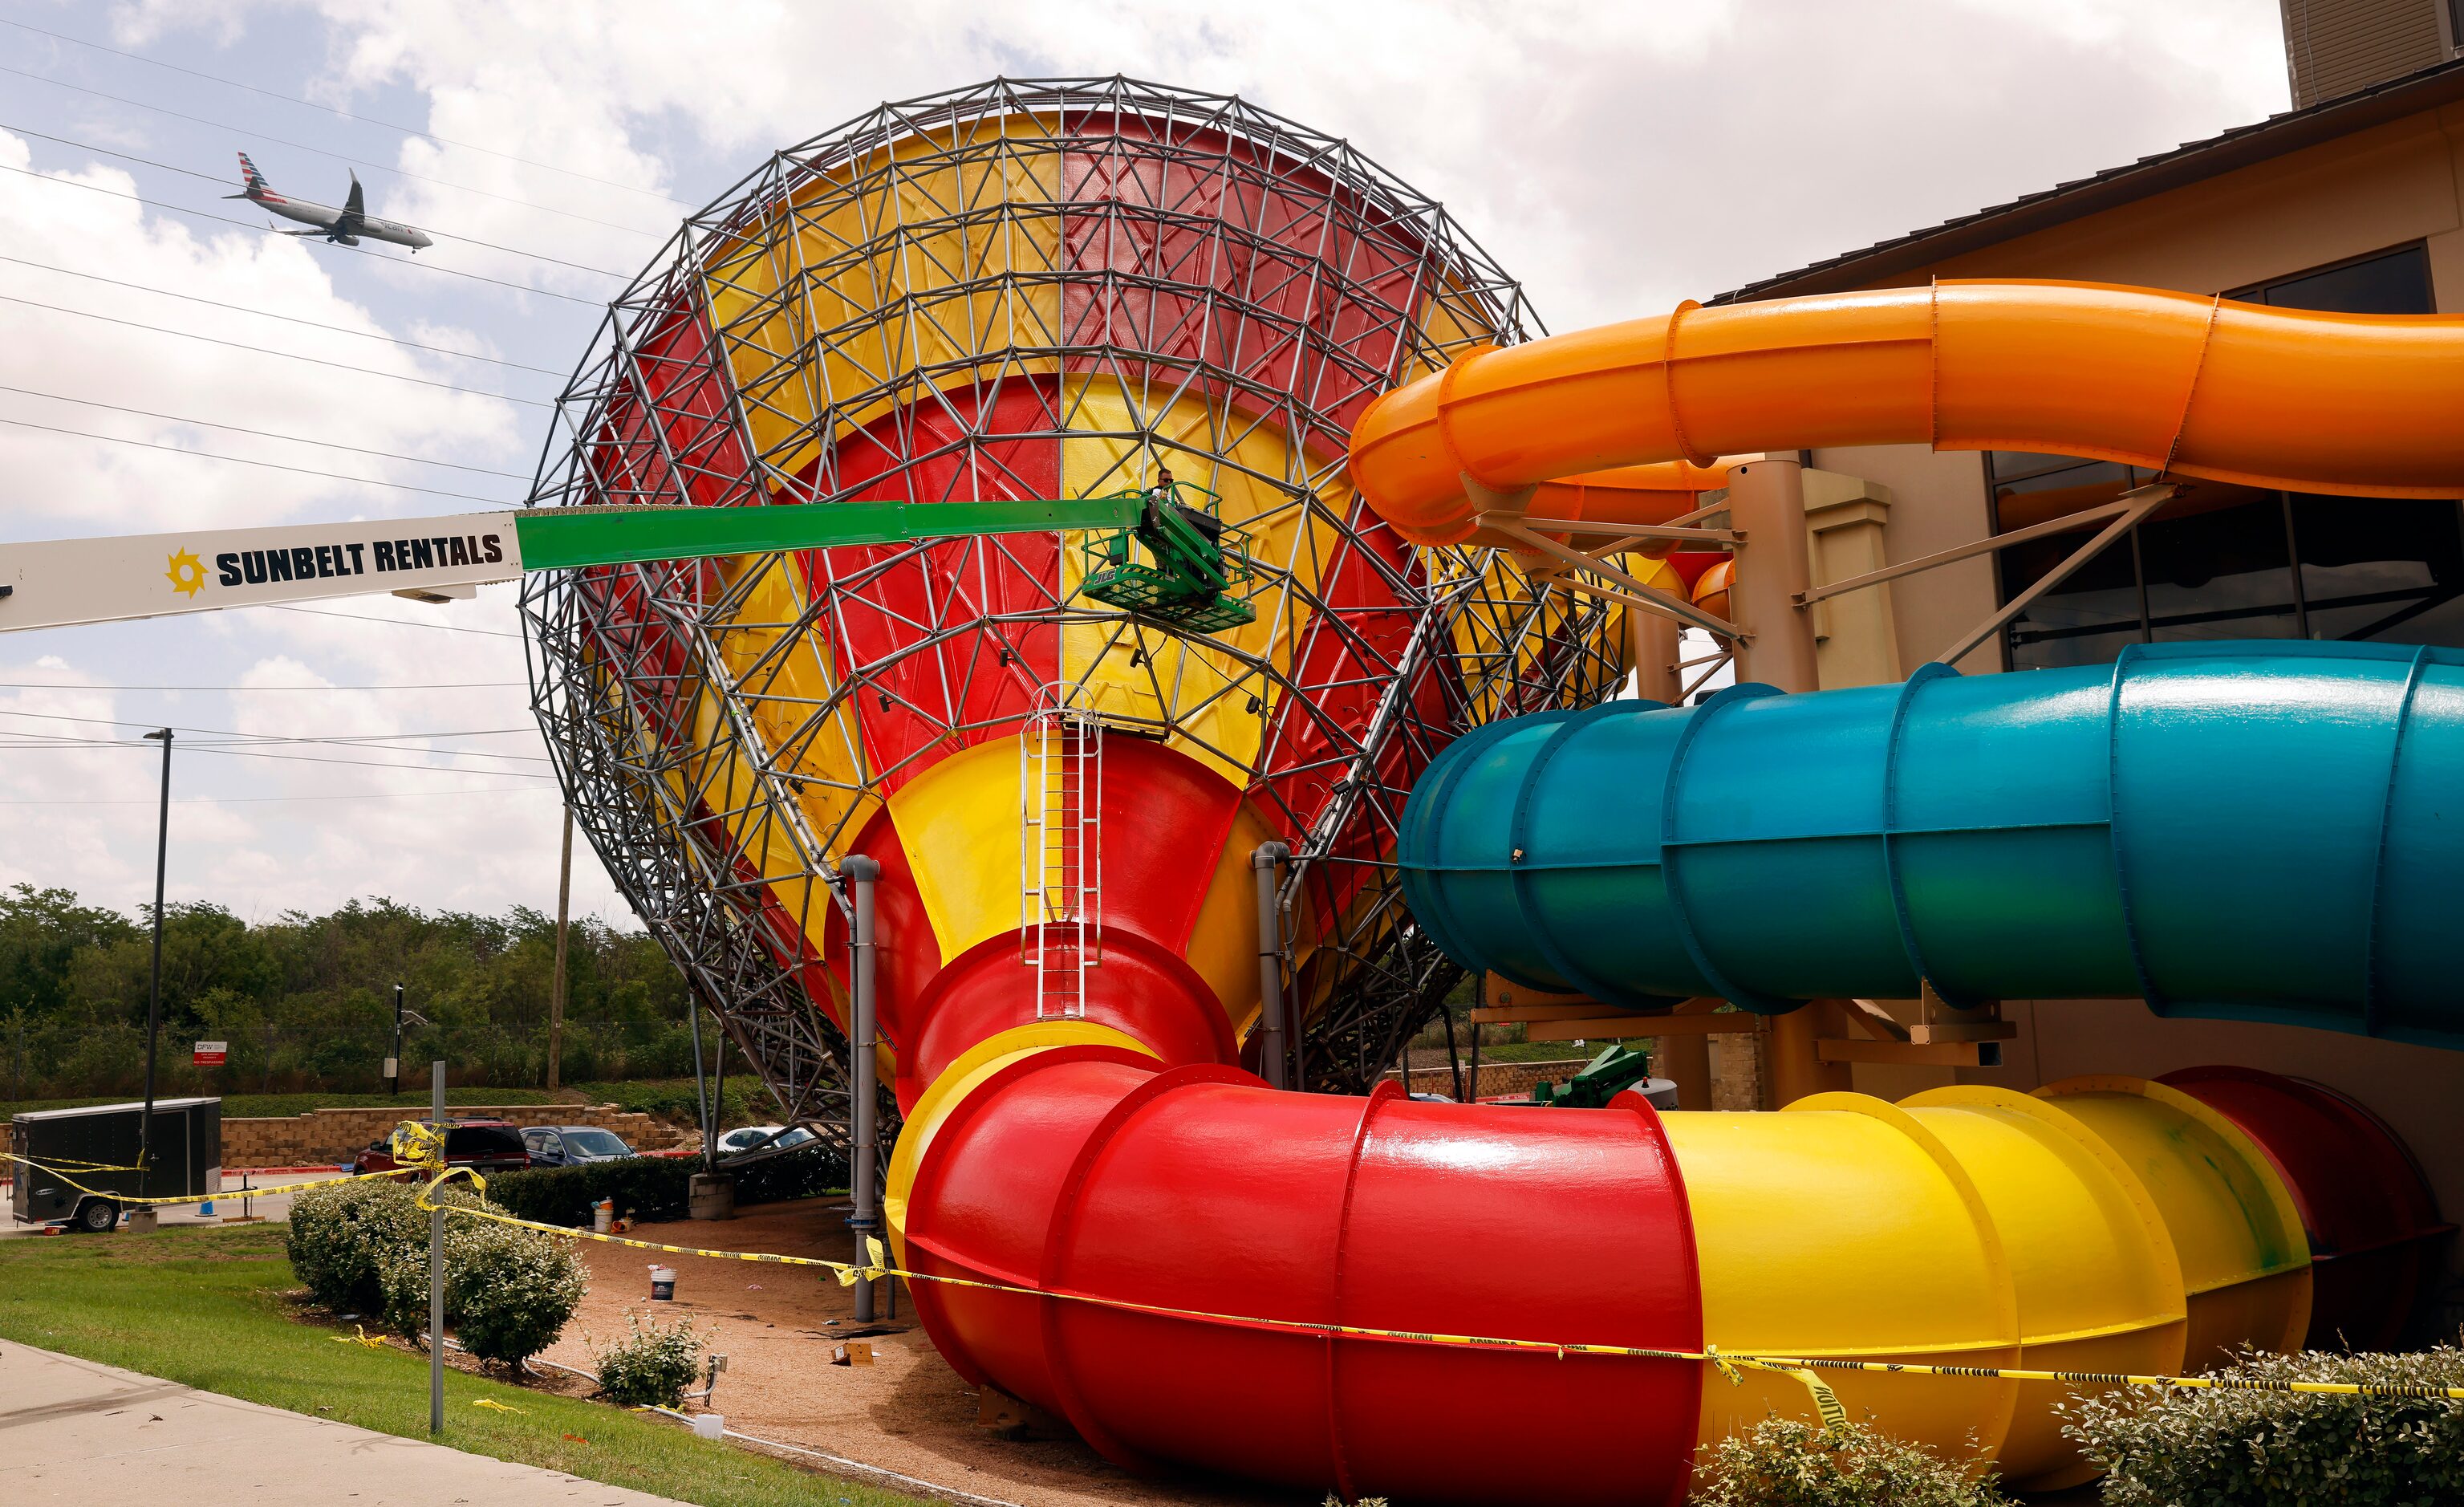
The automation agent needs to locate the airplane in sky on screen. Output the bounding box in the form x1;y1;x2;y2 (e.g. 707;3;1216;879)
225;152;434;250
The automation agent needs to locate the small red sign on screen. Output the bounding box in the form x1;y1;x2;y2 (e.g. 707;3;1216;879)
193;1041;228;1066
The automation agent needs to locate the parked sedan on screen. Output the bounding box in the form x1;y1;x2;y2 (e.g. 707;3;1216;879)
351;1119;533;1179
521;1125;639;1167
714;1123;814;1157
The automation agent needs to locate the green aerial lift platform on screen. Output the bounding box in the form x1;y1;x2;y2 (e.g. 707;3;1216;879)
0;488;1258;636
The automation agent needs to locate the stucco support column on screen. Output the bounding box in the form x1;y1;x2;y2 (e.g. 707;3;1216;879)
1725;455;1852;1107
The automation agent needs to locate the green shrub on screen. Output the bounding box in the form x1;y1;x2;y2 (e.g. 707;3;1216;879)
589;1309;708;1407
1691;1416;2006;1507
487;1156;698;1226
485;1142;849;1228
730;1140;850;1205
290;1175;585;1367
2060;1344;2464;1506
286;1178;430;1314
374;1215;589;1366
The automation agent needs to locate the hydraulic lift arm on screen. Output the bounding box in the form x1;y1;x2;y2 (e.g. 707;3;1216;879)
0;496;1146;635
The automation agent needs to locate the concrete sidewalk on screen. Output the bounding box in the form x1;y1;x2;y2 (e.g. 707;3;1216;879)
0;1342;691;1505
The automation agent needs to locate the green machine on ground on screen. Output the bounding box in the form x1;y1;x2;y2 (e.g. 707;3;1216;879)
1531;1043;1658;1108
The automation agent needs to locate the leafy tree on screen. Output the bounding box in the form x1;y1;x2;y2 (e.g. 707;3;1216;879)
0;887;695;1099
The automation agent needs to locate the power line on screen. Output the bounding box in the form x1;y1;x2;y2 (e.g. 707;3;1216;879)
0;785;551;806
0;680;528;692
0;713;552;772
0;18;693;207
264;604;524;639
0;384;530;478
0;705;539;744
0;729;556;778
4;123;631;278
0;292;551;407
0;254;569;375
1;65;669;238
0;164;607;306
0;413;521;508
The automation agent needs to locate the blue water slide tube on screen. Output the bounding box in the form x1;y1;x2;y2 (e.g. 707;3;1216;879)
1398;642;2464;1047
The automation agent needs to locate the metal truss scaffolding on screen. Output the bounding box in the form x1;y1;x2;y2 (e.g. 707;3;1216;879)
522;77;1628;1149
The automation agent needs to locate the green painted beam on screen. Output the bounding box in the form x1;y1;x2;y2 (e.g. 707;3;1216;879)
510;498;1143;571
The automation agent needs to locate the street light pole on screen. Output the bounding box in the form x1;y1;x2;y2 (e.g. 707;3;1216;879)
547;810;573;1092
390;983;405;1097
138;728;172;1196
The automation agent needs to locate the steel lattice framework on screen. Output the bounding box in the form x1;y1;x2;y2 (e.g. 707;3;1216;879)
521;78;1627;1152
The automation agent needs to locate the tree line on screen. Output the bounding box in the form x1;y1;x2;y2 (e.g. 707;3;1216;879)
0;883;696;1101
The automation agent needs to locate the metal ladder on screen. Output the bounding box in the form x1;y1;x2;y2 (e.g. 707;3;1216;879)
1021;703;1102;1019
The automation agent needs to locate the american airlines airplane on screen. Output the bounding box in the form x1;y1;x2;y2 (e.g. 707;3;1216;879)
225;152;434;250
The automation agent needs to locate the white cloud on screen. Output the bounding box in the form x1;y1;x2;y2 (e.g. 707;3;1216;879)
0;131;522;535
2;0;2296;924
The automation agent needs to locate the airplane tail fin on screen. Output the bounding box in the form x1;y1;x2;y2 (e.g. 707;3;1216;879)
235;152;270;195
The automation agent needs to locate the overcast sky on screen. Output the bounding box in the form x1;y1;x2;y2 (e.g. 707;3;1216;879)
0;0;2293;928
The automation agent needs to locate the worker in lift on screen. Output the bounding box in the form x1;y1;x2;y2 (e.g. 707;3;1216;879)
1142;464;1224;550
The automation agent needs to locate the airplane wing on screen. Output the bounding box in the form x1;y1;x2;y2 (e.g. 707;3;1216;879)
336;173;367;238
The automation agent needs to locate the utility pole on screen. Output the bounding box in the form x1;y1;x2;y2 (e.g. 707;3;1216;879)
547;810;572;1092
138;728;172;1196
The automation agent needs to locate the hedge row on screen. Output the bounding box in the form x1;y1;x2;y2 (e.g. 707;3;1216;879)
485;1142;850;1227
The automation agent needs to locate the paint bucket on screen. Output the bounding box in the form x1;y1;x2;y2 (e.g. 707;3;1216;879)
649;1265;678;1301
593;1198;614;1234
692;1413;725;1440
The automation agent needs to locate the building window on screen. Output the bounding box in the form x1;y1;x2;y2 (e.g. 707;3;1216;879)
1995;243;2462;667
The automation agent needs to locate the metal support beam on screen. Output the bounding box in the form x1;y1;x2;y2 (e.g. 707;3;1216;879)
1793;494;2145;605
1511;516;1742;547
844;855;882;1324
1484;514;1740;637
1252;842;1291;1088
1933;485;2174;667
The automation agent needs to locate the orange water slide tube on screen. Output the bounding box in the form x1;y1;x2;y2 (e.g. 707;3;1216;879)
1348;280;2464;545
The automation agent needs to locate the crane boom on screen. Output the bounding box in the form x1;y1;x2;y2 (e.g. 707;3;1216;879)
0;497;1143;635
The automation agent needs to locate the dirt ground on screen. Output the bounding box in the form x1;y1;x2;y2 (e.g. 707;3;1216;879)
535;1198;1306;1507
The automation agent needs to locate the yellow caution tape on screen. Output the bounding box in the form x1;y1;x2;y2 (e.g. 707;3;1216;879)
472;1398;524;1415
404;1172;2464;1410
2;1151;415;1208
331;1324;390;1351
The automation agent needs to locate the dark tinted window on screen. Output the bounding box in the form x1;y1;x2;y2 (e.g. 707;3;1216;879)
2235;243;2434;315
1994;244;2459;665
446;1126;525;1157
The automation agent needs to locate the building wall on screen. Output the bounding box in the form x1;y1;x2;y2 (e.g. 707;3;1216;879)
1810;98;2464;1300
2283;0;2457;108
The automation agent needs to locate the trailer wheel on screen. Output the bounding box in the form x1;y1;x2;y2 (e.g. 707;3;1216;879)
71;1197;120;1233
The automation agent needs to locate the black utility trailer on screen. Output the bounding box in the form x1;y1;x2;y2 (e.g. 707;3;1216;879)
10;1097;221;1232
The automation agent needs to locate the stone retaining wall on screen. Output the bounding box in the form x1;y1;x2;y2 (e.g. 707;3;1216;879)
222;1103;692;1168
1382;1058;1592;1101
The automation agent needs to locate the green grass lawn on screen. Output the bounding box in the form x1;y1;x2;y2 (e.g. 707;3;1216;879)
0;1221;923;1507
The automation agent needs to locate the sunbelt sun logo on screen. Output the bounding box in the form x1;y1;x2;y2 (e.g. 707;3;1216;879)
165;548;207;598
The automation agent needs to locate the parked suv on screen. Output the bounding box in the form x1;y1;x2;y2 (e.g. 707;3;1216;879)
520;1125;639;1167
351;1119;532;1179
